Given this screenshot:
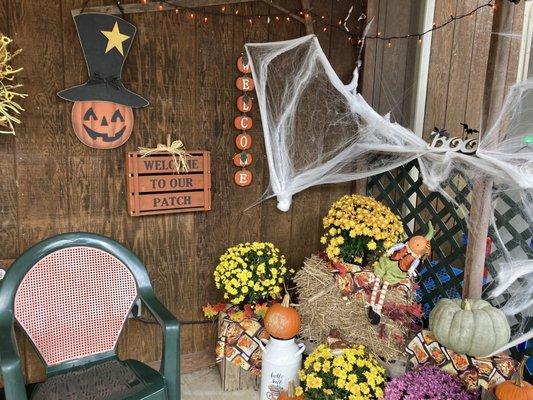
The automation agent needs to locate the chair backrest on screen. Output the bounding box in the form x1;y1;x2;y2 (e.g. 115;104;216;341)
0;234;149;368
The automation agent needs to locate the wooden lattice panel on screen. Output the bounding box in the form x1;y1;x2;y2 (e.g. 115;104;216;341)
366;161;533;342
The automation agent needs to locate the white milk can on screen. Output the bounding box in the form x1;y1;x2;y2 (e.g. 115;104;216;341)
259;337;305;400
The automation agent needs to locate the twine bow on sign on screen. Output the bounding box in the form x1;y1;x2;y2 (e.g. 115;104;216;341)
138;134;192;174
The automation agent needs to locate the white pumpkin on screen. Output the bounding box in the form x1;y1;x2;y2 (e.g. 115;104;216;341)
429;298;510;357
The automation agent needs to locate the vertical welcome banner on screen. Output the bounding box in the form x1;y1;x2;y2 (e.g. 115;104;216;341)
233;52;254;187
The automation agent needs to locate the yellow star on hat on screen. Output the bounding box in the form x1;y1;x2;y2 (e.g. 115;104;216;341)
101;22;130;56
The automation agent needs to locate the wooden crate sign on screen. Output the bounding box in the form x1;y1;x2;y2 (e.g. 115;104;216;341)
126;151;211;216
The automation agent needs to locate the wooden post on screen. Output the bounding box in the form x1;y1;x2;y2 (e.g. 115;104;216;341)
463;0;517;299
301;0;315;35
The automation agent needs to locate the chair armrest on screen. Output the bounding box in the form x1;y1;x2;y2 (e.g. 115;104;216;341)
0;326;28;400
140;293;180;400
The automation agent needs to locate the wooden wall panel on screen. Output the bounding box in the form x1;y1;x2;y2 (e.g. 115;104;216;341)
362;1;524;249
0;0;360;385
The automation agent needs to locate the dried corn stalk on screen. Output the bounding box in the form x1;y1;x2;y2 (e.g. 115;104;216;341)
0;34;25;135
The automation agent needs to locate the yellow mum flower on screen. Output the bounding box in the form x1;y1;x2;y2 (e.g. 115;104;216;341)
212;242;293;305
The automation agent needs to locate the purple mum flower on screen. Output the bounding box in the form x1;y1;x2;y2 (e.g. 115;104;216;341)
384;365;478;400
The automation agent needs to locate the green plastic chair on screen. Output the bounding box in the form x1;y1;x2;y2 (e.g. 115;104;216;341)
0;233;180;400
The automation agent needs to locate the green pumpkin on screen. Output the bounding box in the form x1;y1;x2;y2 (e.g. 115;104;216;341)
429;298;510;357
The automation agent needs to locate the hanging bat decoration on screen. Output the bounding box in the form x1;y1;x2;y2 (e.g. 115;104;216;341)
460;123;479;137
430;127;449;139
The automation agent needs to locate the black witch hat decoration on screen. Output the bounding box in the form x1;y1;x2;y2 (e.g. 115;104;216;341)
58;13;147;107
58;13;148;149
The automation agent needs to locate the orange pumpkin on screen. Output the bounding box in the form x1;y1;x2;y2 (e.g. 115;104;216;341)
495;356;533;400
236;55;252;74
234;115;253;130
234;169;253;186
236;76;255;91
278;381;303;400
233;152;253;167
237;95;253;112
235;133;252;150
72;101;133;149
263;294;301;339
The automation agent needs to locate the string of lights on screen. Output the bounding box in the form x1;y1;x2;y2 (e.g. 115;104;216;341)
365;0;496;47
115;0;508;47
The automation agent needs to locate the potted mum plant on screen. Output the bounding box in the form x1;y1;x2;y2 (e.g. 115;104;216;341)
321;195;404;269
203;242;294;391
296;343;386;399
385;364;478;400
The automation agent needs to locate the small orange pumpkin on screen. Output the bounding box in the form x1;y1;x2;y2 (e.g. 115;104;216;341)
278;381;303;400
71;101;133;149
237;95;253;112
495;356;533;400
236;55;251;74
263;294;301;340
236;76;255;91
234;169;253;186
234;115;253;130
235;133;252;150
233;152;253;167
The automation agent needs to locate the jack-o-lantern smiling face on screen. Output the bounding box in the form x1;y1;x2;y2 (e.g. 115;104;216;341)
72;101;133;149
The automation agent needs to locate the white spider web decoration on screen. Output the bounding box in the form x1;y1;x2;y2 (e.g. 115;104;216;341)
246;34;533;352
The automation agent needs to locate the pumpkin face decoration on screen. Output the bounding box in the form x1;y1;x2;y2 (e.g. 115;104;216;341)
429;298;510;357
57;14;148;150
263;294;301;339
407;235;431;258
72;101;134;149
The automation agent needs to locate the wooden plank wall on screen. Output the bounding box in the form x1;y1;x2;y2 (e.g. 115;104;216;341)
364;0;524;140
0;0;360;384
363;0;524;238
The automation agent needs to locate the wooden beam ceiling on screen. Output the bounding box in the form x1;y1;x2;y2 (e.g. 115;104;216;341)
72;0;258;17
71;0;306;25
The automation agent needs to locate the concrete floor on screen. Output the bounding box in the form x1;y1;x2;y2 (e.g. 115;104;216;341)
182;367;260;399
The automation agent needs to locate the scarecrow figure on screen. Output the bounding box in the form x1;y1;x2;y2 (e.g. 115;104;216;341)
368;222;434;325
